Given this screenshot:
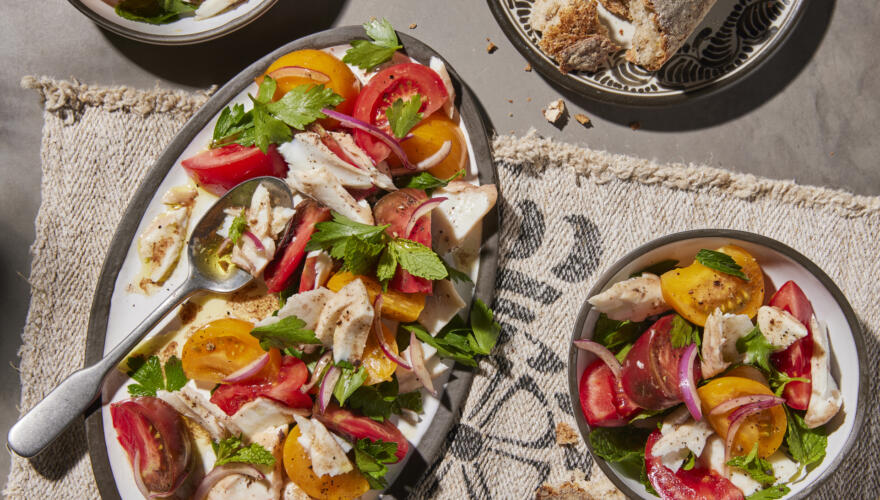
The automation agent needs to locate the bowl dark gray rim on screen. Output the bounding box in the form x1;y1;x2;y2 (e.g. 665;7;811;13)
65;0;278;46
83;26;499;499
567;229;867;499
486;0;809;107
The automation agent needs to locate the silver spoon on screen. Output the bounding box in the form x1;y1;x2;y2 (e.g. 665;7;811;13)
7;176;293;458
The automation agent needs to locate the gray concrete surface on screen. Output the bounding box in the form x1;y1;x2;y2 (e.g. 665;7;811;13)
1;0;878;491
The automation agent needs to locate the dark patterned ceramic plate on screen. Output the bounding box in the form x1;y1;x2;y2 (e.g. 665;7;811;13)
488;0;807;105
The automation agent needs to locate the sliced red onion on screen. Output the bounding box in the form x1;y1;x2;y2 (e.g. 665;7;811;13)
572;339;621;379
678;343;702;421
193;464;265;500
723;400;784;461
407;332;436;396
710;395;785;417
243;230;265;251
318;366;340;414
417;140;452;169
222;352;269;384
373;295;411;369
403;197;448;239
321;108;416;170
728;398;784;423
267;66;331;84
300;351;333;393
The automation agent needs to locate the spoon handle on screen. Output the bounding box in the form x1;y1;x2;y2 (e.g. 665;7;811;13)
7;278;201;458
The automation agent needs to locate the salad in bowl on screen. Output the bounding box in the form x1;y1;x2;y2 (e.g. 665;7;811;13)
570;233;863;500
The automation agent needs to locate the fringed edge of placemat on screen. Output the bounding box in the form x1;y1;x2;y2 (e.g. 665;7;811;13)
493;130;880;219
21;76;215;122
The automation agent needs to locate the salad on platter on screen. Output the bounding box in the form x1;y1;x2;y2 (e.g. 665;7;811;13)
102;0;257;24
575;246;843;499
112;19;499;500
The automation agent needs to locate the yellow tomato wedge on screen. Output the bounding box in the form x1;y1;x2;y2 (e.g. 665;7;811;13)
362;322;399;386
259;49;360;117
181;318;276;384
698;376;786;458
327;271;425;323
386;114;468;179
283;425;369;500
660;245;764;326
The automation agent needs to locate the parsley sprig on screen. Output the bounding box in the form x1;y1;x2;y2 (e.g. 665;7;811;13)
386;95;423;138
126;355;187;397
212;435;276;467
343;18;403;71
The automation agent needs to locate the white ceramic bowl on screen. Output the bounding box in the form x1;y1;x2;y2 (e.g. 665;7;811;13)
568;230;866;499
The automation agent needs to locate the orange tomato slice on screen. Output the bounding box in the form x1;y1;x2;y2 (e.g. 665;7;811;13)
260;49;360;117
283;425;369;500
326;271;425;323
387;114;468;179
181;318;275;384
362;322;399;386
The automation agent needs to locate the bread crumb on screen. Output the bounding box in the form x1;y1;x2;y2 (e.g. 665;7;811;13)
619;29;624;35
536;468;625;500
830;152;835;157
556;422;579;445
409;23;417;29
543;99;566;124
508;112;514;117
487;42;498;54
508;99;514;103
527;97;532;102
629;121;641;131
524;63;533;72
574;113;591;126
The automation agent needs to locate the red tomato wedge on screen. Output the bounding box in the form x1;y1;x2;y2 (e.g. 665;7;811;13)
645;430;744;500
353;63;448;163
210;356;312;415
315;403;409;462
181;144;287;196
768;281;814;410
579;359;640;427
110;397;191;496
263;200;331;293
620;315;702;411
373;189;434;294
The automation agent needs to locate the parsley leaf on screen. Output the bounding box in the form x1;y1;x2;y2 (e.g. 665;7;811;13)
400;169;465;193
343;18;403;71
630;259;679;278
390;239;447;280
589;427;653;480
163;356;188;392
695;249;750;280
727;443;776;487
737;326;776;373
386;95;423;138
228;209;247;245
251;97;292;153
266;84;345;130
306;212;389;274
669;315;700;348
334;361;367;407
348;377;423;421
126;355;188;397
353;438;398;489
212;435;276;467
784;407;827;468
593;314;645;352
115;0;195;24
250;315;322;351
747;485;790;500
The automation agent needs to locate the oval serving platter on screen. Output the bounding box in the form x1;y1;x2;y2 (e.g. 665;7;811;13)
489;0;808;105
67;0;278;45
568;230;867;499
83;26;498;499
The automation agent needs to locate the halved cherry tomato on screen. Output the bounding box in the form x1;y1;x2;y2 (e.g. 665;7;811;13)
327;271;425;323
264;200;331;293
283;425;370;500
620;315;702;410
181;318;275;384
579;359;639;427
645;430;744;500
260;49;360;119
768;281;814;410
110;397;191;496
697;376;787;458
660;245;764;326
181;144;287;197
387;114;468;179
353;63;449;162
363;322;399;386
316;403;409;461
373;189;433;294
210;355;311;415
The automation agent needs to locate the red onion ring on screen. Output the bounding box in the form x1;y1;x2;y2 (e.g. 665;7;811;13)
417;141;452;169
572;339;621;379
193;463;265;500
709;395;785;417
320;108;416;170
678;343;702;421
318;366;340;414
373;295;411;369
406;332;436;396
403;197;448;239
266;66;331;84
723;399;784;462
132;451;151;499
300;351;333;393
222;352;270;384
243;230;265;251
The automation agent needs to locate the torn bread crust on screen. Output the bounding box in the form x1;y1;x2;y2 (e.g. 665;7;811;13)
538;0;622;73
599;0;631;21
626;0;718;71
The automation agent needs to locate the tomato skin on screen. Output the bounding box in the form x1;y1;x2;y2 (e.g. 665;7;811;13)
181;144;287;196
353;63;449;162
768;281;814;410
263;200;331;293
373;189;433;294
645;431;744;500
579;359;639;427
316;403;409;461
387;114;469;179
210;356;311;415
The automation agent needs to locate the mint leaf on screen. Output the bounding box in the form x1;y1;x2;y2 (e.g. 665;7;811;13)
353;438;398;489
470;299;500;355
343;18;402;71
386;95;423;138
630;259;679;278
442;257;473;284
115;0;195;24
401;300;501;367
212;104;254;148
727;443;776;487
250;315;322;351
212;435;276;467
266;84;344;130
390;238;447;280
400;169;465;193
348;377;423;422
334;362;367;407
228;209;247;245
784;407;827;468
593;314;645;352
737;327;775;373
695;249;749;281
669;315;700;349
747;485;790;500
375;247;398;286
589;427;652;480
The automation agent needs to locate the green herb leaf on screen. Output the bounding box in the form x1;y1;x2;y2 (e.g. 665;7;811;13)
442;257;473;283
589;427;653;480
630;259;679;278
470;299;500;355
746;485;790;500
669;315;700;349
615;343;634;363
212;435;276;467
682;452;696;471
250;315;322;351
114;0;195;24
342;18;403;71
126;355;188;397
400;169;465;193
769;371;809;397
212;104;254;148
389;239;448;280
403;321;477;367
228;209;247;245
628;408;666;424
306;212;390;274
163;356;188;392
727;443;776;487
334;362;367;407
737;327;776;373
593;314;645;352
784;407;827;468
266;84;345;130
353;438;398;489
695;249;750;281
348;377;423;422
386;95;423;138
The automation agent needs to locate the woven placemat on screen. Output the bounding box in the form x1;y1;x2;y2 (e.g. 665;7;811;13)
6;77;879;500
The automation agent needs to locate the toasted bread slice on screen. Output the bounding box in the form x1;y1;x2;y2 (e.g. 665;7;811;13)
598;0;631;20
538;0;621;73
626;0;717;70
